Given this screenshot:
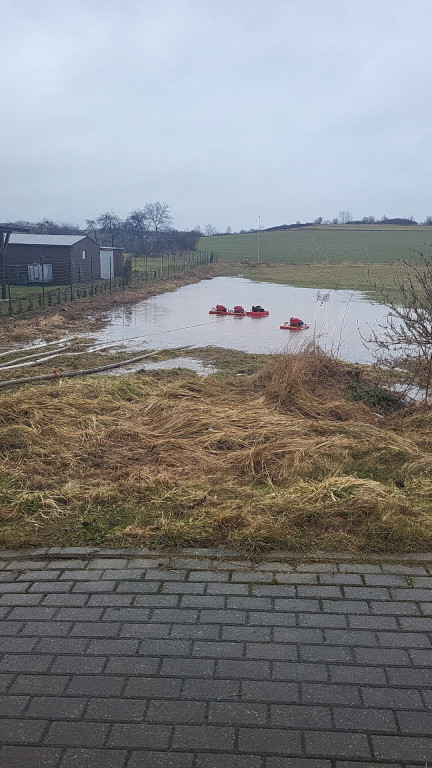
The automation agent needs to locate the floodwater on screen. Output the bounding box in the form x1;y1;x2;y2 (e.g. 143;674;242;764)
91;276;391;364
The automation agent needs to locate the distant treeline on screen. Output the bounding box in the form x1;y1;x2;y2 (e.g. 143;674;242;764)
10;202;201;255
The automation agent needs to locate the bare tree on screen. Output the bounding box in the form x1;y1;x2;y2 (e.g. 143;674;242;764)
338;210;352;224
370;249;432;399
203;224;217;236
96;211;122;246
143;201;172;233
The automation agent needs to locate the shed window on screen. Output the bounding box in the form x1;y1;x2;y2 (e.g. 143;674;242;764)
82;250;86;260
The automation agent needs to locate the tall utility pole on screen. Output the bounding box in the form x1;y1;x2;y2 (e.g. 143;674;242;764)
257;215;261;263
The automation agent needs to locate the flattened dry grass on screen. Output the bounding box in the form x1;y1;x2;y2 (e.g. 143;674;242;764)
0;348;431;552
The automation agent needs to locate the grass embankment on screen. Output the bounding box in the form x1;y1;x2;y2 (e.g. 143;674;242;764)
0;347;431;553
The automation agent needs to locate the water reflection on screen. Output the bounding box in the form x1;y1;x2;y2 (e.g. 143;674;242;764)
91;276;390;364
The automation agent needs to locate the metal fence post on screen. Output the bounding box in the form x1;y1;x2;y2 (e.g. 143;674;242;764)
7;283;12;316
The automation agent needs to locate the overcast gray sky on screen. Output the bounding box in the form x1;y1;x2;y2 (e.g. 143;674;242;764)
1;0;431;231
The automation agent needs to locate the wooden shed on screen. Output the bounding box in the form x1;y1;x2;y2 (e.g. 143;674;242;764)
6;234;101;286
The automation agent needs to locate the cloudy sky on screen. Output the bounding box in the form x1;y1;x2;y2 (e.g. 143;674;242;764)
1;0;431;231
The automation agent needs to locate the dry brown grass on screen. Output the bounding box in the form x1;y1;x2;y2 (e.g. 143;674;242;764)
0;348;431;552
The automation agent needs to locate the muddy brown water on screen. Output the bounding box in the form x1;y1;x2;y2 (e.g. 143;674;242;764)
90;276;389;365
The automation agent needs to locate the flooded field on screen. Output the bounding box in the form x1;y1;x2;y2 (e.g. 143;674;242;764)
91;276;389;364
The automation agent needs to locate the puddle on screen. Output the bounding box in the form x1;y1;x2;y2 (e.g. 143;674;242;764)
107;356;217;377
90;276;389;364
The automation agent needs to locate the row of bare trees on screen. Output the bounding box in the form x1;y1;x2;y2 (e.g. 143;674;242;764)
12;202;201;256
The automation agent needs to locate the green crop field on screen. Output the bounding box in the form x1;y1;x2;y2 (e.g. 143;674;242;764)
200;226;432;265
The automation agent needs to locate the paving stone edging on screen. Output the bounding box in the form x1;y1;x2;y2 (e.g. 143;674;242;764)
1;546;432;566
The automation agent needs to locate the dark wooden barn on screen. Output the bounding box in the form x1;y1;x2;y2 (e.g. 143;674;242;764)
6;234;101;286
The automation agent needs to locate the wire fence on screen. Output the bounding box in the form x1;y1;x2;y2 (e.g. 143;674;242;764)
1;250;217;317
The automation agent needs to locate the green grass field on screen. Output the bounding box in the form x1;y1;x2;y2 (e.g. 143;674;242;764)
201;226;432;265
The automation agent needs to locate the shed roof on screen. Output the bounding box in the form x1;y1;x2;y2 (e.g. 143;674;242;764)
9;234;87;246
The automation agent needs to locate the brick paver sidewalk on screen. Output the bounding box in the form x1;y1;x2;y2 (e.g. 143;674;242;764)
0;548;431;767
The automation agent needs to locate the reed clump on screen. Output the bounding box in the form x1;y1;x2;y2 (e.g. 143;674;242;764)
0;348;431;552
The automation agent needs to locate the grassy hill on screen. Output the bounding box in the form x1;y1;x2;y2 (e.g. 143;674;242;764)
200;226;432;265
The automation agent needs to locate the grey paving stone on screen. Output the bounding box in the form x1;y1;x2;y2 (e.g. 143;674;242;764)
180;595;225;609
231;572;273;583
377;631;431;648
105;657;159;675
129;752;193;768
56;608;104;622
250;585;295;597
70;622;121;637
188;571;228;582
271;704;331;729
238;727;301;754
50;656;106;674
172;725;235;751
162;582;206;594
60;570;103;581
0;746;62;768
222;626;271;642
273;628;324;644
362;686;424;709
170;625;220;640
354;648;411;666
6;560;49;571
193;641;244;658
44;721;110;747
108;723;171;749
322;600;370;614
305;730;371;758
161;658;214;678
9;607;57;620
208;701;266;725
0;637;37;653
333;706;397;732
301;683;361;706
398;616;432;630
0;622;22;636
84;698;147;722
246;643;297;660
391;588;432;601
125;677;183;699
216;659;270;679
272;662;328;681
248;612;296;627
101;570;145;580
275;573;318;584
116;581;159;593
88;595;133;606
0;593;42;606
0;582;32;593
145;570;187;581
65;675;125;697
146;700;206;723
324;629;377;646
151;609;198;624
10;675;69;695
409;648;432;666
200;610;245;624
42;595;88;606
21;621;72;636
297;564;337;573
206;583;248;595
26;696;86;719
0;654;53;673
72;581;118;593
300;645;354;663
0;694;29;716
297;586;343;598
343;587;390;601
139;639;190;656
396;710;432;735
196;756;261;768
319;574;363;585
370;601;420;615
273;599;320;612
120;623;170;638
299;613;348;628
372;734;432;761
363;574;408;586
87;638;139;655
86;558;127;570
134;594;180;607
226;597;272;610
386;667;432;687
60;749;127;767
348;615;398;630
0;718;47;743
266;760;332;768
182;679;240;700
329;665;387;685
241;680;298;702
